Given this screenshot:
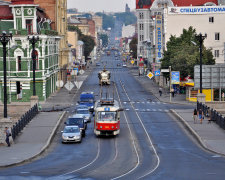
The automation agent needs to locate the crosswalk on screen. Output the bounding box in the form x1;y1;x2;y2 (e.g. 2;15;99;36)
122;101;167;105
124;108;170;112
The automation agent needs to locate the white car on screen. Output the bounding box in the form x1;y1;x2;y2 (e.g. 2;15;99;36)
76;108;92;123
122;63;127;67
61;125;82;143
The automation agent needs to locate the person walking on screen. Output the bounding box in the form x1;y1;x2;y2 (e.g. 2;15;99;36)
4;127;11;147
159;88;162;96
193;108;198;123
198;108;204;124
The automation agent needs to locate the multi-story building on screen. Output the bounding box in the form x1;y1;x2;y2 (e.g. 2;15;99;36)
136;0;225;69
34;0;69;85
0;0;60;102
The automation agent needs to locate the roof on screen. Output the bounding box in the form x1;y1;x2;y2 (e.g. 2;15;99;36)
172;0;218;6
0;5;13;19
11;0;34;5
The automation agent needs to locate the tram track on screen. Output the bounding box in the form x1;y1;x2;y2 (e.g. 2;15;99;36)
111;66;160;179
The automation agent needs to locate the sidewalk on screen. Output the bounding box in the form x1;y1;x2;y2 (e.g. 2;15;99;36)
0;64;95;167
129;65;225;156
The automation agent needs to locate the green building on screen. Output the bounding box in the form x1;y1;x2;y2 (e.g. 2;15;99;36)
0;0;60;102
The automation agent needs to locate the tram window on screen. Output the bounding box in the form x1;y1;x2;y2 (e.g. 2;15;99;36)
99;112;116;121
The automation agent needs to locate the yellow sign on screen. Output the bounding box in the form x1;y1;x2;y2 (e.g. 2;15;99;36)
131;60;134;64
147;72;154;79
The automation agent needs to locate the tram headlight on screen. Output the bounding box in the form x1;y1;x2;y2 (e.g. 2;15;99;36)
100;126;102;129
112;126;114;129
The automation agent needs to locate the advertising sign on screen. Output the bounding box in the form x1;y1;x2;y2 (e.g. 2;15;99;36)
171;71;180;84
155;15;163;63
155;70;160;76
136;0;152;9
168;6;225;15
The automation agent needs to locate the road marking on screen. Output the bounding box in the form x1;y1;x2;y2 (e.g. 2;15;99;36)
126;108;130;111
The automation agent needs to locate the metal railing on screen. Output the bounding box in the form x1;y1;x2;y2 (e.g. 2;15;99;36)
11;104;39;140
197;101;225;129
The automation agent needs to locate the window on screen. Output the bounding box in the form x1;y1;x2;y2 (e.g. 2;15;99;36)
209;17;214;23
26;19;33;34
139;12;144;19
214;50;219;57
215;33;220;40
139;24;144;30
17;56;21;71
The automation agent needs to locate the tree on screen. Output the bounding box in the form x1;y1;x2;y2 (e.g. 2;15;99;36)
161;26;215;79
95;12;115;30
114;12;137;26
129;37;137;59
99;34;108;47
68;25;95;60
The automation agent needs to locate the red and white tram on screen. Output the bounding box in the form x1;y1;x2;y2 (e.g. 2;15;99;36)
94;99;123;136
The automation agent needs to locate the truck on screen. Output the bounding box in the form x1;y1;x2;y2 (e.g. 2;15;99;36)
78;92;95;112
98;68;111;85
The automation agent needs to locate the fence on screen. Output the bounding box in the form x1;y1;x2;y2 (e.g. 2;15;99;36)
197;101;225;129
11;104;39;140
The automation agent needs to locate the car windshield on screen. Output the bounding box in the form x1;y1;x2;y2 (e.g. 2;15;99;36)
81;98;94;103
77;110;89;114
98;112;116;121
63;127;79;133
67;118;83;125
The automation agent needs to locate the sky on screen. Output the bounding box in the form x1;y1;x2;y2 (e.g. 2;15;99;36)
67;0;135;12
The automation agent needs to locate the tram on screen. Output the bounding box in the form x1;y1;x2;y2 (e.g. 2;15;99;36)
94;98;123;136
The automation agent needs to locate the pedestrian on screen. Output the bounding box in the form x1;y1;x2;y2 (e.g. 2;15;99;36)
171;89;175;97
193;108;198;123
198;108;204;124
159;88;162;96
4;127;11;147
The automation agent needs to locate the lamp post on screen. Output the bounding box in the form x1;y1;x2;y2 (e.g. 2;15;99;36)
28;36;39;96
0;32;12;118
196;33;207;93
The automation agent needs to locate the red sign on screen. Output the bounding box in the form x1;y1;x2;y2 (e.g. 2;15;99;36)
136;0;152;9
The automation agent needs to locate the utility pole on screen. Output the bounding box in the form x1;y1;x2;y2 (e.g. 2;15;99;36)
28;36;39;96
196;33;207;93
0;32;12;118
169;66;172;102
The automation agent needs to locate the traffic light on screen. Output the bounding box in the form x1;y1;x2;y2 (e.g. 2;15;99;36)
16;81;20;94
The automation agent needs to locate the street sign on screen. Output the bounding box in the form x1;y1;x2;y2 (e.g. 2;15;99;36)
155;70;161;76
161;69;169;73
131;60;134;64
171;71;180;84
64;82;74;91
56;80;64;88
74;81;83;89
147;72;154;79
79;69;84;75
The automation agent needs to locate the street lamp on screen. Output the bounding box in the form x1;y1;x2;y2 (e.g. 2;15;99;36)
195;33;207;93
0;31;12;118
28;36;39;96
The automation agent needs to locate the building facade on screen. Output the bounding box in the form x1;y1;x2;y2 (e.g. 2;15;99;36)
0;0;60;102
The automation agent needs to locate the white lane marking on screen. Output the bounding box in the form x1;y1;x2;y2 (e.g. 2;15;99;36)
123;102;127;104
112;81;140;180
158;109;162;111
147;109;150;111
135;109;139;111
55;139;101;178
137;102;140;104
152;109;156;111
126;109;130;111
119;81;160;179
142;102;145;104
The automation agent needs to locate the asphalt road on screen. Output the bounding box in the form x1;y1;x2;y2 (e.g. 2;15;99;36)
1;26;225;179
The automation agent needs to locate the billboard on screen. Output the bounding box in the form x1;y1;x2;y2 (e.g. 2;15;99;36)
155;15;163;63
136;0;152;9
171;71;180;84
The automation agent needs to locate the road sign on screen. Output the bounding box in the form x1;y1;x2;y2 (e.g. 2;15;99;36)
131;60;135;64
74;81;83;89
147;72;154;79
161;69;169;73
64;82;74;91
56;80;64;88
79;69;84;75
155;70;161;76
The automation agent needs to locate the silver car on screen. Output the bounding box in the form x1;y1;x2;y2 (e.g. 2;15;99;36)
61;125;82;143
76;108;92;123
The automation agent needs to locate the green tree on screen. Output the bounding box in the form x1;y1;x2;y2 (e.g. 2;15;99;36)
68;25;95;60
129;37;137;59
161;26;215;79
95;12;115;30
99;34;108;47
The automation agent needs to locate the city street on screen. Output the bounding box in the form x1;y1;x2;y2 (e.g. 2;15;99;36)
0;47;225;180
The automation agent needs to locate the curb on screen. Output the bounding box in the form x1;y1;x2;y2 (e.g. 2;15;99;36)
170;109;225;156
0;111;66;168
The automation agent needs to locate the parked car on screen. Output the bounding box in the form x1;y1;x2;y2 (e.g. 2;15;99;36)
61;125;82;143
76;108;92;123
65;114;87;137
